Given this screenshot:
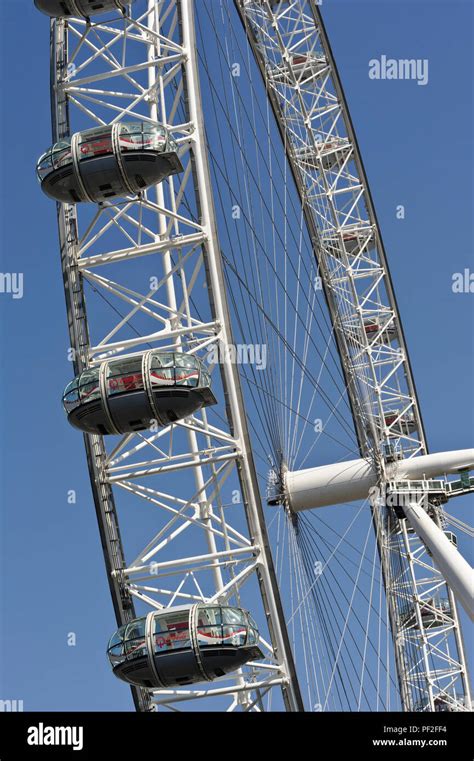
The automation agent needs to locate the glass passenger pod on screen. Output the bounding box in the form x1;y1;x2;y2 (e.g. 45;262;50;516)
383;409;417;436
295;137;350;171
431;696;463;713
345;315;397;346
253;0;290;8
369;410;417;441
401;598;452;630
322;226;375;260
34;0;134;18
415;694;467;713
62;350;216;435
107;605;263;689
248;0;291;17
271;53;327;85
363;316;397;344
37;121;183;204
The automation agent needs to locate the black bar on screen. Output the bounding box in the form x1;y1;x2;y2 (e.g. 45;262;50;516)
0;711;471;758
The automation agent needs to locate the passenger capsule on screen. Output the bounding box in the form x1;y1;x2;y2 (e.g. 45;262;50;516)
257;0;289;7
107;605;263;688
63;350;216;435
295;137;350;171
363;317;397;343
37;121;183;204
34;0;133;17
401;597;452;630
322;227;375;259
255;0;292;19
383;410;417;436
271;53;327;85
346;316;397;345
370;410;417;440
415;694;466;712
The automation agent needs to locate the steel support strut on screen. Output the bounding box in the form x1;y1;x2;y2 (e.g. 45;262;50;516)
46;0;303;712
235;0;471;711
403;502;474;621
179;0;303;711
50;16;152;713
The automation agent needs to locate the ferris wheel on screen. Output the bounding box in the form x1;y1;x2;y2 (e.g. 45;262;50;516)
33;0;473;712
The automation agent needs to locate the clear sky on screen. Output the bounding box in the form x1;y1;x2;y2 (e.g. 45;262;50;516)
0;0;472;711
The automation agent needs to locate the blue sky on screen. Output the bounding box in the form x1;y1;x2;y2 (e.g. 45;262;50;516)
0;0;472;711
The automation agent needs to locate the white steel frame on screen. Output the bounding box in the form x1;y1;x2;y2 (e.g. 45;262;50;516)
236;0;471;711
44;0;472;712
48;0;303;711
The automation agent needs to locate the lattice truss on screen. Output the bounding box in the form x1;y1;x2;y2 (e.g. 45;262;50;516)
51;1;300;711
237;0;470;712
46;0;471;713
240;0;425;460
386;500;470;712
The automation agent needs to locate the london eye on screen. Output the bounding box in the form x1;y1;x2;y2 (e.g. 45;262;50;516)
31;0;473;712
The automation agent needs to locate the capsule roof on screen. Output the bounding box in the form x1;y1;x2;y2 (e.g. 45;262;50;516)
34;0;133;18
294;137;350;170
270;53;327;84
402;598;452;629
322;226;375;258
375;409;418;437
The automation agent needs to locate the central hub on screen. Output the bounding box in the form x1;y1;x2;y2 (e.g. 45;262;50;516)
267;467;284;506
266;463;290;508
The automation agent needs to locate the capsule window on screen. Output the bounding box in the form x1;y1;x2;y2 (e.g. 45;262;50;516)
178;354;199;368
196;606;223;648
149;353;175;387
221;607;245;625
53;148;72;171
118;122;145;152
151;353;175;367
78;127;113;160
78;368;100;404
247;614;259;646
124;618;147;661
153;610;191;652
107;625;127;667
51;140;72;170
63;378;80;413
175;354;200;388
37;151;54;181
221;607;247;646
143;125;168;152
106;357;144;396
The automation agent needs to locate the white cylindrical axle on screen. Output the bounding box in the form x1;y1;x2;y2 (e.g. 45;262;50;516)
285;449;474;511
285;458;375;511
403;501;474;621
